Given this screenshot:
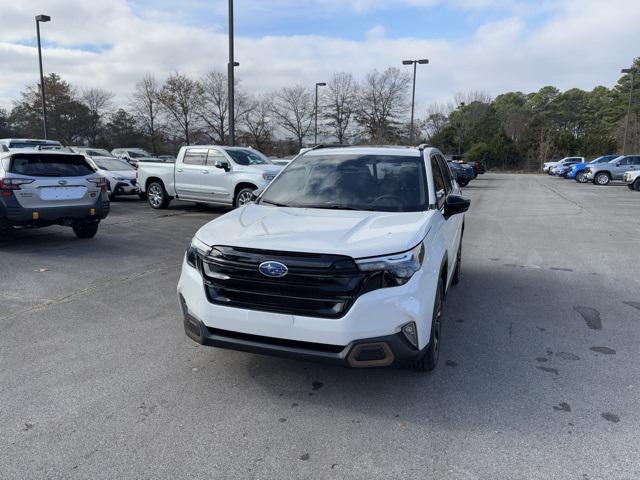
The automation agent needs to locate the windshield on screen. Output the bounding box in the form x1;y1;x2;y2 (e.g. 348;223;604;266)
224;149;271;166
94;158;135;171
129;150;152;158
260;154;428;212
84;149;114;158
608;156;623;164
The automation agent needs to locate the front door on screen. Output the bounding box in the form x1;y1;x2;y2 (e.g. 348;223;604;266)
198;148;233;204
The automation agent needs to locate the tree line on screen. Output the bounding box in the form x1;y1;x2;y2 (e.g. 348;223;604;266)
0;57;637;170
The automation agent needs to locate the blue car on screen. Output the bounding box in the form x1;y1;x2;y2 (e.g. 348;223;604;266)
568;155;619;183
447;161;474;187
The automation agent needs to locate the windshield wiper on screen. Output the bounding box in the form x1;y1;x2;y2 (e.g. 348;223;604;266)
300;204;364;211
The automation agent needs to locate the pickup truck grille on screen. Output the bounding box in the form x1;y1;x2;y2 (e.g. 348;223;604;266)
199;246;373;318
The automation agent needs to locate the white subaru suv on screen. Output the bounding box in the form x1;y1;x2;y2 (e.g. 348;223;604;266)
178;146;469;371
0;150;109;237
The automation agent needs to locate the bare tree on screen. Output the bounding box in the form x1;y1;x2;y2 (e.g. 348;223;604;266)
199;70;251;144
322;72;358;144
454;90;493;106
355;68;411;143
269;85;314;148
157;72;204;145
241;96;274;152
130;73;160;153
80;87;114;145
422;103;451;141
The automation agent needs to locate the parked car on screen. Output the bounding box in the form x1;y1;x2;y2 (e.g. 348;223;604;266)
585;155;640;185
178;145;469;371
0;150;109;237
111;148;158;167
623;169;640;191
447;160;474;186
552;159;583;177
543;157;584;174
86;157;140;200
468;160;486;176
137;146;282;209
0;138;63;151
568;155;619;183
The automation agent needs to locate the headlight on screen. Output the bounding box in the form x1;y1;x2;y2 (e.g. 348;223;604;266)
186;236;211;268
262;172;276;181
356;243;425;286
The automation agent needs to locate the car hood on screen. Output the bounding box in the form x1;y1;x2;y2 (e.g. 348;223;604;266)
544;161;560;167
194;204;434;259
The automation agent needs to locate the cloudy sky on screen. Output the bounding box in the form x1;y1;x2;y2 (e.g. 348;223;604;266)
0;0;638;111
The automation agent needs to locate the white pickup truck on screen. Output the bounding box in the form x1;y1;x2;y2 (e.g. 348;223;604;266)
136;146;282;209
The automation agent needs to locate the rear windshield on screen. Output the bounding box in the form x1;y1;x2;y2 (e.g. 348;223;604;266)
9;141;62;149
10;154;95;177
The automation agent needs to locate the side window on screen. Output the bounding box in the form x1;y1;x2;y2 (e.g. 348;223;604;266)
430;156;446;209
183;148;207;166
206;148;226;166
436;155;453;194
632;157;640;165
618;157;629;165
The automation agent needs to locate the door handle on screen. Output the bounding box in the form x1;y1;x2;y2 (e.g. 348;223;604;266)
176;168;183;172
202;170;210;174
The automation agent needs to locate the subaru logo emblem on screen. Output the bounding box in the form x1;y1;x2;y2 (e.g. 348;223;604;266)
58;179;68;186
259;261;288;278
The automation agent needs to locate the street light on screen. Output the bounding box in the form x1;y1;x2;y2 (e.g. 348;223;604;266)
35;14;51;139
402;59;429;144
457;102;465;155
228;0;237;146
314;82;326;145
621;67;637;155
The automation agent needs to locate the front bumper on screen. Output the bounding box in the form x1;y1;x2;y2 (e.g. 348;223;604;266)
622;173;638;184
112;181;140;195
177;256;436;367
0;193;110;227
585;170;596;180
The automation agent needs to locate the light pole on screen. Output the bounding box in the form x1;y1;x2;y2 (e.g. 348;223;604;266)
621;67;637;155
314;82;326;145
35;14;51;140
227;0;238;146
402;59;428;144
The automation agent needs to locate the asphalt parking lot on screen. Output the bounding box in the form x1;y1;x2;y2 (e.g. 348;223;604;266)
1;173;639;480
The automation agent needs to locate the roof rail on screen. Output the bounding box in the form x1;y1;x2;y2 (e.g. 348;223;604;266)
416;143;431;151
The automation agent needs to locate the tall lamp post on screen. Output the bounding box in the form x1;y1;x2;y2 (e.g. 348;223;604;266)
621;67;637;155
314;82;326;145
228;0;239;146
35;14;51;140
457;102;465;155
402;59;429;144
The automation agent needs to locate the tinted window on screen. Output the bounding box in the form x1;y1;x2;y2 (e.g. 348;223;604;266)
10;154;94;177
224;149;270;166
183;149;207;166
436;155;453;194
261;154;428;212
430;157;446;208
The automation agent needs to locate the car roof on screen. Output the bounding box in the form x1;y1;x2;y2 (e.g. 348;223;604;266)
303;146;427;158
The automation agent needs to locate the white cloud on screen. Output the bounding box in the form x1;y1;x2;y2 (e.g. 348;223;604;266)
0;0;638;117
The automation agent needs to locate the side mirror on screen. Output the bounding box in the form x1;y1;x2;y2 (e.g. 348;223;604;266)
251;188;264;201
215;159;231;172
444;195;470;219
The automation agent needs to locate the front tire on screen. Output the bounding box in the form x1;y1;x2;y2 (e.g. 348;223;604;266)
575;171;587;183
73;222;99;239
594;172;610;186
234;187;255;208
147;181;171;209
411;279;444;372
